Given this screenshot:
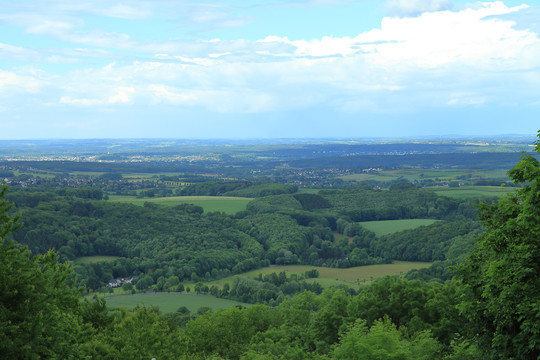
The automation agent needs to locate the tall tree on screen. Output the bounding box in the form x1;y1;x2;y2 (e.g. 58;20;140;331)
458;132;540;359
0;186;90;359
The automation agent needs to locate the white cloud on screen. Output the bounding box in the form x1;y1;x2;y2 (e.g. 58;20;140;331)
96;4;151;19
148;84;198;105
354;2;535;69
59;85;135;106
385;0;453;17
447;92;487;105
109;86;135;104
0;70;42;94
59;96;103;105
0;42;41;62
26;19;75;35
4;1;539;118
258;35;358;57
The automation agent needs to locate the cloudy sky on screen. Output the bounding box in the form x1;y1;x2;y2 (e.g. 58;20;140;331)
0;0;539;139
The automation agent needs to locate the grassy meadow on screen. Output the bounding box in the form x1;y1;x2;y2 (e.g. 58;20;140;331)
360;219;438;237
204;261;432;290
108;195;252;214
74;256;122;265
428;186;515;199
104;293;251;314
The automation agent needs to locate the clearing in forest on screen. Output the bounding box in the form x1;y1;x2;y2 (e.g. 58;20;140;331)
108;195;252;214
205;261;432;290
74;256;122;264
360;219;438;236
428;186;513;199
104;293;251;314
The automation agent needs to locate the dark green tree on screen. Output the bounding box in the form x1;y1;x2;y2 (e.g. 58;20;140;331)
458;132;540;359
0;186;91;359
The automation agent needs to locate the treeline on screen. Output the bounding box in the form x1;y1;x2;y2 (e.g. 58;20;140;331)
0;160;212;174
290;152;532;170
216;270;325;305
176;181;298;197
5;187;104;207
1;211;534;359
1;240;478;360
10;197;265;290
319;185;479;220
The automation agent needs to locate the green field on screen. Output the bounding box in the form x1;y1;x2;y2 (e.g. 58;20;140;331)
297;188;324;194
74;256;121;265
428;186;515;199
339;168;510;183
359;219;438;236
108;195;252;214
205;261;431;290
104;293;251;313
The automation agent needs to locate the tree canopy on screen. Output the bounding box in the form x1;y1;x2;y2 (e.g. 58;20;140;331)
458;131;540;359
0;186;90;359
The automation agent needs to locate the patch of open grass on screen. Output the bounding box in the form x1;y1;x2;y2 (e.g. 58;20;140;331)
108;195;252;214
74;256;121;265
104;293;251;314
429;186;515;199
360;219;438;237
204;261;432;290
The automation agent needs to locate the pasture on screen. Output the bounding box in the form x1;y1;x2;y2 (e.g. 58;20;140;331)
205;261;432;290
108;195;252;214
428;186;514;199
74;256;121;265
104;293;251;314
360;219;438;237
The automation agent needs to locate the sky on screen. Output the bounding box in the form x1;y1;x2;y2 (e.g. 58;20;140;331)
0;0;539;139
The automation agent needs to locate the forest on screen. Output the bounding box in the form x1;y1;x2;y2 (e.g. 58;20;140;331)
1;134;539;359
3;182;481;293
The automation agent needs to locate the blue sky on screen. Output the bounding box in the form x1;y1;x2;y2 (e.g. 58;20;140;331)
0;0;539;139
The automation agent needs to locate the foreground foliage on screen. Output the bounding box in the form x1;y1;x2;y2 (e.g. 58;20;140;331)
458;132;540;359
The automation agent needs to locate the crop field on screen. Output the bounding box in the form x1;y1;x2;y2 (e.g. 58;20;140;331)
360;219;438;237
428;186;515;199
104;293;251;313
108;195;252;214
205;261;432;290
74;256;121;265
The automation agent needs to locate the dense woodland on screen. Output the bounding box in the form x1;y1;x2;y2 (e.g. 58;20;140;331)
1;134;539;359
3;182;481;293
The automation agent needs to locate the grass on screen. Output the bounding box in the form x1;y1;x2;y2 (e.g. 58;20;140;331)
104;293;251;314
204;261;432;290
108;195;252;214
359;219;438;237
74;256;121;265
428;186;515;199
297;188;324;194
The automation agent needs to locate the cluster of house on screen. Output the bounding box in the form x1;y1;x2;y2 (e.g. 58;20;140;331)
107;276;139;288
